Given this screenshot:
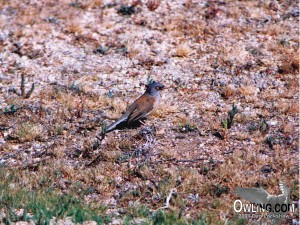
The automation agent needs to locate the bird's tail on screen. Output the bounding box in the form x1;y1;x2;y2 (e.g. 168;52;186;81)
96;116;127;141
106;116;127;133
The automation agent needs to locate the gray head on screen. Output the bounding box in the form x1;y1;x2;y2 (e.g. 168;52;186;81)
145;81;165;96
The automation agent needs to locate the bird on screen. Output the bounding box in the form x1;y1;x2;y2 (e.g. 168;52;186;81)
97;81;165;139
236;181;291;225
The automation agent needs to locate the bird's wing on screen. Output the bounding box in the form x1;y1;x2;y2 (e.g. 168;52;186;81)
236;188;270;205
127;95;155;123
279;181;290;197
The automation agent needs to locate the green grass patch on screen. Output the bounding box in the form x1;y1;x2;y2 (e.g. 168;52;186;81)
122;206;247;225
0;167;110;225
0;166;248;225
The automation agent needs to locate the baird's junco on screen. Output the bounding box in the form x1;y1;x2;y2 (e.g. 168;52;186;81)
98;81;165;137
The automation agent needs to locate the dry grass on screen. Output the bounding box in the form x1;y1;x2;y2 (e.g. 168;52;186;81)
14;122;44;142
221;85;235;99
239;85;258;96
176;43;192;57
67;23;83;34
147;0;161;11
0;0;298;224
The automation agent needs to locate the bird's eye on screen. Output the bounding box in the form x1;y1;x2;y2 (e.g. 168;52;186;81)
155;86;160;90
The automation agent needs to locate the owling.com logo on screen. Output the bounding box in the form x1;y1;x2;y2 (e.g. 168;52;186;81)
234;182;297;225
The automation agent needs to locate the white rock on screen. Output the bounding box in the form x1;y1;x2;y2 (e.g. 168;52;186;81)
267;120;278;126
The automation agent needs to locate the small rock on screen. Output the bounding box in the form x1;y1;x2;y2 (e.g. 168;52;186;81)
111;219;122;225
267;120;278;126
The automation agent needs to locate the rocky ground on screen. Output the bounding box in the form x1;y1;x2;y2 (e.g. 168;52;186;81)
0;0;299;224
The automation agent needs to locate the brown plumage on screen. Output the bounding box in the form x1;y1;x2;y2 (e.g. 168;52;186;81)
101;81;165;135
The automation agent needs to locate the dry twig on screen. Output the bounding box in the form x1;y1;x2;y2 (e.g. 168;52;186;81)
156;188;177;210
20;74;35;99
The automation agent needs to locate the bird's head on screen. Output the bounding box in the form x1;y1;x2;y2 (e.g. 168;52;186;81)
145;81;165;96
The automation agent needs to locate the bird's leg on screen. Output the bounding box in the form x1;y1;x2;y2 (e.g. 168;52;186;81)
95;134;104;142
94;131;106;150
